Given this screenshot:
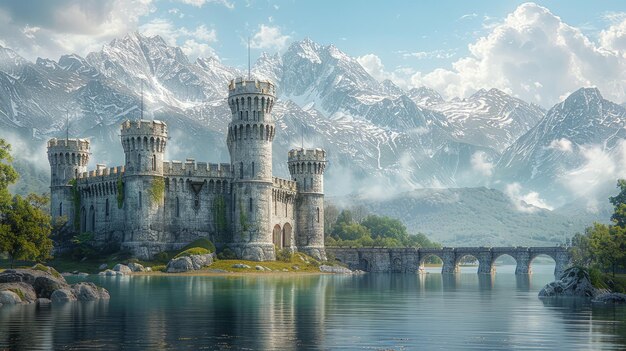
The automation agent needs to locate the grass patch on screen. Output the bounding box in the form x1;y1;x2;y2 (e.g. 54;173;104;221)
8;288;25;301
32;263;62;278
150;265;166;272
180;238;215;253
174;248;210;258
209;253;324;273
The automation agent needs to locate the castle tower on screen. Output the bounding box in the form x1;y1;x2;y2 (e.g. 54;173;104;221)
120;119;167;176
119;120;168;256
47;138;90;229
226;77;277;261
288;148;327;260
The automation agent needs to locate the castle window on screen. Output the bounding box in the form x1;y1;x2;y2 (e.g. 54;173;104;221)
249;197;253;212
285;202;287;217
137;153;141;167
105;199;109;216
176;197;180;217
240;162;243;179
59;202;63;217
303;178;307;191
317;207;320;223
251;162;255;177
152;155;156;171
139;192;142;209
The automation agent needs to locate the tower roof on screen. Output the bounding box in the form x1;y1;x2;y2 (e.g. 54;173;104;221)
228;77;276;97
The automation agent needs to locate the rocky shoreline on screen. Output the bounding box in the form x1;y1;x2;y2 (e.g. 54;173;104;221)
0;265;109;308
538;267;626;304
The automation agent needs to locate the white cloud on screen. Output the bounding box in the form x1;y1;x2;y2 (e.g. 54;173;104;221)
175;0;234;9
250;25;290;50
560;141;626;212
0;0;154;61
459;13;478;21
357;53;414;89
470;151;494;177
401;49;456;60
505;182;553;212
365;3;626;107
547;138;574;153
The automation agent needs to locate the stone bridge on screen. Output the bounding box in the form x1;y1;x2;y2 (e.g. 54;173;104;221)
326;246;571;277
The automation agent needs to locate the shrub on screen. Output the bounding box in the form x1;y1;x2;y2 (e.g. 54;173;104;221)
151;265;166;272
276;248;293;262
174;248;210;258
217;248;237;260
153;252;170;263
180;238;216;253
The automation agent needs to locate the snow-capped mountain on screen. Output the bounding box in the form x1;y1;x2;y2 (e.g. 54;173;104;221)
425;88;545;152
0;32;622;226
496;87;626;203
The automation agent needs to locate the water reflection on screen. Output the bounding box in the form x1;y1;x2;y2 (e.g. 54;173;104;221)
0;266;625;350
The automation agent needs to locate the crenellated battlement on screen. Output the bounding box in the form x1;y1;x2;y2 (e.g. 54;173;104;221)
163;160;232;178
77;165;125;181
228;78;276;96
120;119;167;137
273;177;297;192
47;138;90;151
288;148;326;162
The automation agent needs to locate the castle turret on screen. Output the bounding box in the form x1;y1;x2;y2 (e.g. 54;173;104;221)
119;120;168;257
288;148;327;260
120;119;167;175
227;77;277;261
47;138;90;229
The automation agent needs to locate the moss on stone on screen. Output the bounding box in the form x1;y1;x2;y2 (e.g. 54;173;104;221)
148;177;165;205
174;248;210;258
116;177;124;209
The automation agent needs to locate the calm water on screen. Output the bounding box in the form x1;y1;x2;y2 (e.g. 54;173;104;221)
1;265;626;350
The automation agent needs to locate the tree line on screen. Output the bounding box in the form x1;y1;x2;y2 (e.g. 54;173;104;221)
0;139;53;267
324;204;441;249
570;180;626;276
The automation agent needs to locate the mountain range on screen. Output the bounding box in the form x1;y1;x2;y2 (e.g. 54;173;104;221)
1;32;623;245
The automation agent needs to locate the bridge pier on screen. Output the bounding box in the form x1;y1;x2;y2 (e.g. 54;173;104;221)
441;248;457;274
515;251;531;275
554;250;571;278
477;251;494;274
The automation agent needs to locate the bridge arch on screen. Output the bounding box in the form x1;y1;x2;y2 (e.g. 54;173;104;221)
529;253;557;276
418;253;444;273
492;253;517;274
454;253;480;273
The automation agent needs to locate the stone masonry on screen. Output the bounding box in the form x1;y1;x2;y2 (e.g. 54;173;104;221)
47;77;327;261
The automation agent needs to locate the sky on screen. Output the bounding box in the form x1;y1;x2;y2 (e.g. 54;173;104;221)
0;0;625;107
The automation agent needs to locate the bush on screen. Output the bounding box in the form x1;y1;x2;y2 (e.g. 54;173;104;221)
217;248;237;260
276;248;293;262
174;247;210;258
180;238;216;253
151;265;166;272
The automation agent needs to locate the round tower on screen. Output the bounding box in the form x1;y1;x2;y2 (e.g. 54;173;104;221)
47;138;90;229
288;148;327;260
227;77;277;261
120;119;167;175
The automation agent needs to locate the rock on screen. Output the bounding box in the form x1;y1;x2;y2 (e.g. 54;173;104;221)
282;269;289;272
292;265;300;270
50;289;77;303
99;269;121;276
0;282;37;303
166;253;215;273
165;257;193;273
255;265;265;271
592;292;626;304
0;291;22;305
36;298;51;304
538;267;599;298
145;267;152;272
33;275;69;299
113;264;132;274
127;262;146;272
72;282;110;301
232;263;251;269
77;272;89;277
99;263;108;270
319;265;352;274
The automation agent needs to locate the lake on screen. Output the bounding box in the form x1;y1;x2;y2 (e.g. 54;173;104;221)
1;264;626;350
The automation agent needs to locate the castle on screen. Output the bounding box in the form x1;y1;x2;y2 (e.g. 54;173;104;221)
47;78;327;261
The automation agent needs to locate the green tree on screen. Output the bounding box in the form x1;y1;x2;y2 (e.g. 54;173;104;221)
0;194;53;267
334;222;371;241
361;215;409;242
324;203;340;236
610;179;626;227
588;223;625;276
0;139;18;211
570;230;593;267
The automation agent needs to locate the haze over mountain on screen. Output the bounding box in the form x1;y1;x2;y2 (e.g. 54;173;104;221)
0;32;622;245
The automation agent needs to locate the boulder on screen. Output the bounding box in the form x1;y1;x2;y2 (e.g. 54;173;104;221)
319;265;352;274
72;282;110;301
33;275;70;299
127;262;146;272
255;265;265;271
538;267;599;298
166;253;215;273
50;289;77;303
0;282;37;303
0;290;23;305
36;298;51;304
145;267;152;272
592;292;626;304
113;264;132;275
232;263;251;269
98;263;108;270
